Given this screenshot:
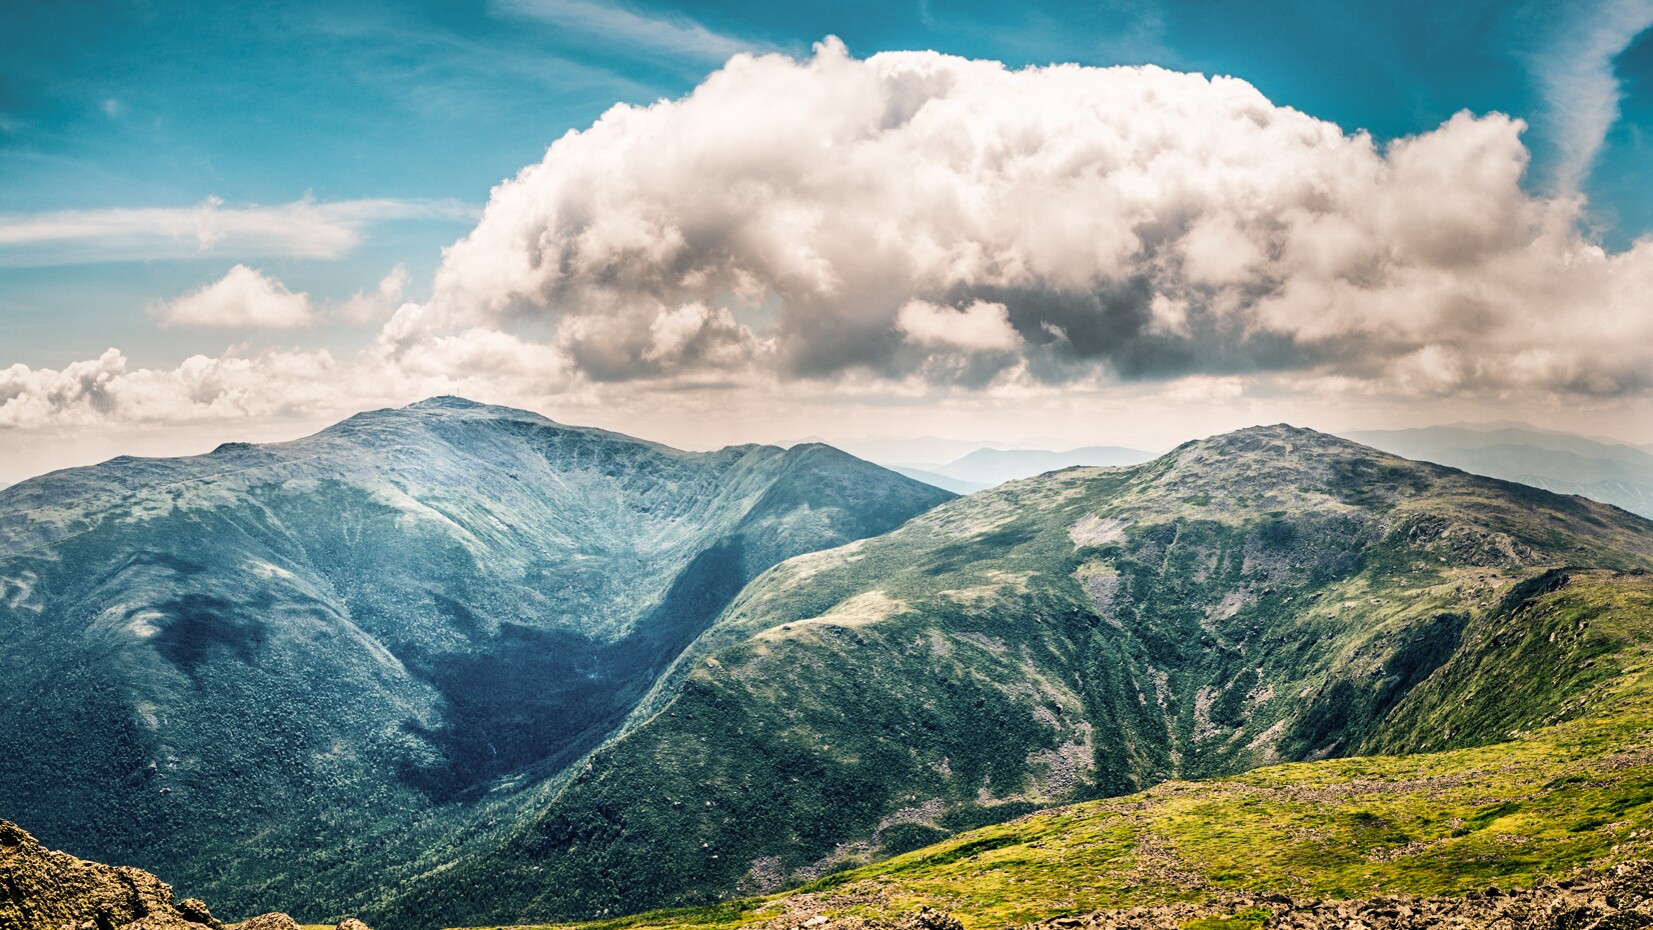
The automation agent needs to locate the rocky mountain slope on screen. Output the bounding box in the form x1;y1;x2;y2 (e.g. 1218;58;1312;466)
1;816;223;930
540;568;1653;930
0;397;952;922
380;425;1653;929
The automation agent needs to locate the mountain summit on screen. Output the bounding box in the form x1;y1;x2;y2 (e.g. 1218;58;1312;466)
0;398;952;921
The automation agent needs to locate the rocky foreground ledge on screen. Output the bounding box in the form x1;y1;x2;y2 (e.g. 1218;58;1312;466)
0;819;369;930
1006;861;1653;930
764;860;1653;930
12;806;1653;930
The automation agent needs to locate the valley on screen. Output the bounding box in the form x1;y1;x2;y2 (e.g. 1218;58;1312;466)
517;569;1653;930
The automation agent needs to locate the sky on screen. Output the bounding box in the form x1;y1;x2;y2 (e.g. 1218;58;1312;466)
3;0;1653;482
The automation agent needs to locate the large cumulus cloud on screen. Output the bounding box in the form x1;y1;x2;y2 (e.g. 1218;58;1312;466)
6;40;1653;440
410;38;1653;396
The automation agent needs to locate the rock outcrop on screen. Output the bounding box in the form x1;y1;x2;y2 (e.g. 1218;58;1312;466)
228;915;302;930
1011;858;1653;930
0;817;220;930
0;819;369;930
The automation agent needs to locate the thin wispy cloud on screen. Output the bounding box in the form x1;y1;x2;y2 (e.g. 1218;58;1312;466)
299;10;654;117
1532;0;1653;195
0;196;476;266
339;264;411;323
492;0;764;64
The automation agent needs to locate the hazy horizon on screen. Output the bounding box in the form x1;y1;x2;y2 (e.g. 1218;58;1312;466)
5;394;1653;489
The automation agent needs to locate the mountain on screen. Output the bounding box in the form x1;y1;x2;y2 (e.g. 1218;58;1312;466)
926;445;1156;489
788;436;1024;469
12;416;1653;930
886;466;988;495
0;397;953;923
570;566;1653;930
1345;425;1653;518
375;425;1653;928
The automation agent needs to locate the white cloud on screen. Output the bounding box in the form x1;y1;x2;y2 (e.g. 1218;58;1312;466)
340;264;412;323
0;196;475;266
415;39;1653;397
0;331;582;433
152;265;317;329
10;42;1653;450
0;348;336;429
897;300;1020;352
1531;0;1653;194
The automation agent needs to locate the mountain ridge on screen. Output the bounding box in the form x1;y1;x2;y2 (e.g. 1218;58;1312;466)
1343;424;1653;519
0;397;953;924
531;566;1653;930
367;423;1653;928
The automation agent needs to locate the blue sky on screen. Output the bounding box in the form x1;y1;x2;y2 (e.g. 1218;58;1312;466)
5;1;1644;215
3;0;1653;480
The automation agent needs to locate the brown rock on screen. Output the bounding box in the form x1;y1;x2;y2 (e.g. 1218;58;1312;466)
898;908;964;930
0;817;260;930
232;915;303;930
1;818;185;930
178;898;224;928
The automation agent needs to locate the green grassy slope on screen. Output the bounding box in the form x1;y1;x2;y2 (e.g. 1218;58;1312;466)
377;425;1653;929
459;569;1653;930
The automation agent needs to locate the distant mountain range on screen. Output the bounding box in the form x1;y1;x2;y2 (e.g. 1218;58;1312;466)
879;424;1653;520
1344;424;1653;518
891;445;1156;493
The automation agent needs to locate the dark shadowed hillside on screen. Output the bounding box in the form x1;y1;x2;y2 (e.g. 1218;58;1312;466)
0;397;952;923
